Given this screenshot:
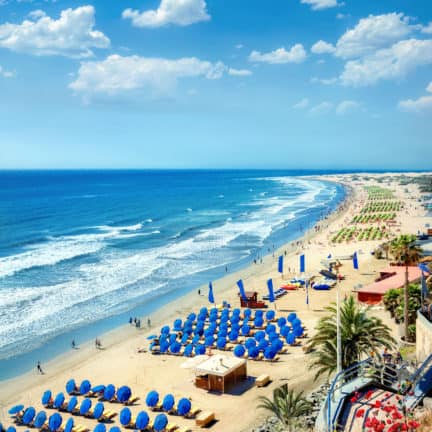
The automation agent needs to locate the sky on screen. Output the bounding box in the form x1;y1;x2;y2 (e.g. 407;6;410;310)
0;0;431;170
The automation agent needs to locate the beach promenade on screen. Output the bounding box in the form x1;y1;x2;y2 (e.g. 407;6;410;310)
0;173;430;432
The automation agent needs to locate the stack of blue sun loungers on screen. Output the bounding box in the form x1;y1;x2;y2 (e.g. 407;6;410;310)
149;307;306;360
262;288;286;300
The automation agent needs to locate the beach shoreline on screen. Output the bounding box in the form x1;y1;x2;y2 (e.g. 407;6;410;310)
0;172;429;432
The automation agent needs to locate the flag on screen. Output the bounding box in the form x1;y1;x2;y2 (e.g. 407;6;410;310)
300;254;305;273
418;263;431;274
208;281;215;304
327;254;332;259
353;252;359;270
237;279;247;301
421;273;429;297
306;279;309;305
278;256;283;273
267;278;275;303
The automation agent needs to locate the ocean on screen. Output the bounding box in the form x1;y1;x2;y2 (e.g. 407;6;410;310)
0;170;345;379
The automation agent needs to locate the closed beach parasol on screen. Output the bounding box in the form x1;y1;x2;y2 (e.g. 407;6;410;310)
177;398;191;416
162;394;175;412
272;339;284;351
292;318;302;328
228;330;238;341
287;312;297;323
277;317;287;328
22;407;36;425
184;344;194;357
48;413;62;432
8;405;24;415
204;336;214;347
280;325;289;337
65;379;77;395
67;397;77;413
135;411;149;430
195;344;206;355
79;399;92;416
264;347;277;360
187;312;196;321
169;342;181;354
294;326;304;337
145;391;159;408
254;317;264;328
161;326;170;335
119;408;131;426
41;390;52;406
93;403;104;420
116;386;132;403
234;345;245;357
216;338;226;349
269;332;279;341
257;339;269;351
286;333;296;345
33;412;47;428
266;310;275;321
254;331;266;341
245;338;256;349
241;325;250;336
248;346;260;358
79;380;91;395
103;384;115;401
53;393;65;409
64;418;74;432
153;414;168;432
91;385;105;394
93;424;106;432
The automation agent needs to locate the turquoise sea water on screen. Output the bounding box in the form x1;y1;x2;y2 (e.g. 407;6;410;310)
0;170;346;379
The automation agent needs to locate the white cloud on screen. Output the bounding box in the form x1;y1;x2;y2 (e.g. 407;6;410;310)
69;54;228;98
340;39;432;86
249;44;307;64
336;13;346;19
0;6;109;58
0;65;14;77
422;22;432;34
398;82;432;112
301;0;341;11
309;101;333;114
228;68;252;76
311;40;335;54
235;44;243;49
336;100;359;114
28;9;46;19
310;76;338;85
293;98;309;109
335;13;414;59
122;0;210;28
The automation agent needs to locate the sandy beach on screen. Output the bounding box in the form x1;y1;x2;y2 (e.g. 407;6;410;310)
1;173;431;432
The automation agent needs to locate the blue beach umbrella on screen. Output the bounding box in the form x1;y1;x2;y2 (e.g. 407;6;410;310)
255;310;263;318
109;428;120;432
169;334;177;344
79;399;92;415
116;386;132;403
248;346;260;359
48;413;62;432
244;308;252;318
232;308;241;316
42;391;52;406
192;335;201;345
231;323;241;332
257;339;269;351
93;424;106;432
34;412;47;429
230;314;240;324
146;391;159;408
177;398;191;416
79;380;91;395
287;312;297;323
241;325;250;336
93;403;104;420
277;317;287;328
160;341;169;353
135;411;149;430
272;339;284;352
228;330;239;341
210;307;218;315
119;408;131;426
187;312;196;321
153;414;168;432
216;338;226;349
67;397;78;413
245;338;256;349
264;347;277;360
234;345;245;358
65;379;77;395
103;384;115;401
53;393;65;409
268;332;279;341
169;342;181;354
91;385;105;394
266;324;276;334
181;334;189;345
254;331;266;341
162;394;175;412
22;407;36;425
184;344;194;357
200;307;208;315
204;336;214;347
254;317;264;328
6;427;16;432
173;319;182;331
147;335;157;340
204;328;214;337
218;328;228;338
161;326;170;335
294;326;304;337
292;318;302;328
286;333;296;346
195;344;206;355
64;418;74;432
8;405;24;415
280;325;290;337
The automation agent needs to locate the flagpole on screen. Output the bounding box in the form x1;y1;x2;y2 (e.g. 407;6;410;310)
336;266;342;374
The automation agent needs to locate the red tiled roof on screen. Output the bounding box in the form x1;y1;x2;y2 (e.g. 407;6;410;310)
357;266;422;295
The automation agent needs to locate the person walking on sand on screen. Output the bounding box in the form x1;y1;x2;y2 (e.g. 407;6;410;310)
71;339;76;349
37;361;43;374
147;318;151;328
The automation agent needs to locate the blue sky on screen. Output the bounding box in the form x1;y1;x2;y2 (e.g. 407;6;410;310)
0;0;431;169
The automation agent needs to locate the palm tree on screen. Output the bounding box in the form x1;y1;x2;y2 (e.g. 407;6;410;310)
257;384;312;431
390;234;422;340
307;296;396;380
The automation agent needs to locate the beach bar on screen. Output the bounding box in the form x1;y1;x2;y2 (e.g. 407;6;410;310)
194;355;247;393
355;266;422;304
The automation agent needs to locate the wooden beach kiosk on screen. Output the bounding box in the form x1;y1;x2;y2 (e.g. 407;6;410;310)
194;354;247;393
